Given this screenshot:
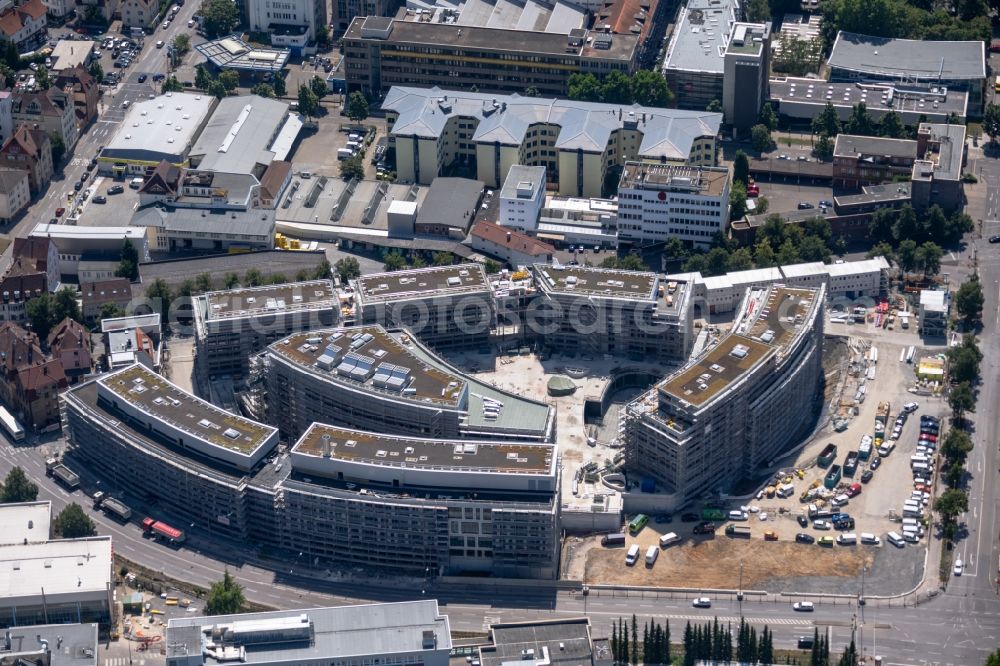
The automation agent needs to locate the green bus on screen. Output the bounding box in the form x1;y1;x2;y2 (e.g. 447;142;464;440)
628;514;649;535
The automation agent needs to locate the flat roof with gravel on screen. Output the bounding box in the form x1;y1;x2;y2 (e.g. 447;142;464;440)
203;280;336;319
355;264;489;303
533;264;658;300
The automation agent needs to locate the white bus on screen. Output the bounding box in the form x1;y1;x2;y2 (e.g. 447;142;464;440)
0;405;24;442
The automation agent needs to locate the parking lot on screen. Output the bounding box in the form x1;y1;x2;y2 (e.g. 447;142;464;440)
563;312;946;595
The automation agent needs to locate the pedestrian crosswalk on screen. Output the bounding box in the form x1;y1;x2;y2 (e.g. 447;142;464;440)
104;658;146;666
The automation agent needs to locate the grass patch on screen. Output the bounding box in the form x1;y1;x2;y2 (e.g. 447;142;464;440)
939;542;954;583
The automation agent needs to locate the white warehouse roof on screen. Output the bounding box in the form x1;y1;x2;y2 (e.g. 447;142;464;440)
0;537;112;600
0;501;51;546
101;93;216;165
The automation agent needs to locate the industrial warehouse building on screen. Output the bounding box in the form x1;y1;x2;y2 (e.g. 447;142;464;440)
193;280;338;379
529;264;694;363
623;284;825;504
166;601;452;666
0;502;113;627
351;264;494;351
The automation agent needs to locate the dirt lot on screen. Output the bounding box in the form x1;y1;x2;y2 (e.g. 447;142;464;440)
580;533;874;590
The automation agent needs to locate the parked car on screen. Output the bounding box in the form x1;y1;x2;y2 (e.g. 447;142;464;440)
797;202;815;209
108;184;125;195
55;207;65;217
861;470;874;483
156;40;165;48
138;73;147;82
797;514;808;527
692;597;712;608
818;199;832;208
795;533;815;544
954;559;963;576
813;520;831;530
903;401;919;413
870;457;881;471
80;171;89;182
990;235;1000;243
73;181;82;191
92;195;107;204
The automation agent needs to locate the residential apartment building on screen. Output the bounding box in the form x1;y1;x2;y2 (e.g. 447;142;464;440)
54;66;99;129
11;236;59;292
0;502;112;627
0;0;47;53
616;162;730;249
47;317;92;383
0;125;52;193
827;31;986;115
42;0;75;20
80;278;133;323
0;92;13;145
470;221;555;268
0;166;29;221
192;279;338;380
0;272;45;323
383;87;722;198
833;134;919;188
622;284;824;504
0;321;67;430
255;325;554;443
167;602;451;666
499;165;546;231
11;89;79;150
722;22;770;133
352;264;495;350
120;0;158;28
344;17;638;99
530;264;694;362
332;0;399;32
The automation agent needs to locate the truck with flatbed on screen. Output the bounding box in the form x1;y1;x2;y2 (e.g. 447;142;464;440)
142;517;185;543
817;443;837;468
725;524;751;538
92;491;132;521
45;458;79;490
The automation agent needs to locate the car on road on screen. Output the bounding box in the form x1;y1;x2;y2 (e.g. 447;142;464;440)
156;40;165;48
188;19;195;27
80;171;89;182
162;21;169;29
795;533;815;544
819;199;832;208
55;207;65;216
954;559;963;576
797;514;808;527
870;456;881;471
990;235;1000;243
73;181;82;191
692;597;712;608
93;195;107;204
153;73;166;81
793;601;815;612
108;184;125;194
797;202;814;209
138;73;147;82
903;401;919;413
861;470;874;484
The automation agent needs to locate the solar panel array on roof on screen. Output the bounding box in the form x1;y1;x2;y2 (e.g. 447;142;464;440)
337;352;376;381
349;332;375;350
316;344;343;371
372;363;412;391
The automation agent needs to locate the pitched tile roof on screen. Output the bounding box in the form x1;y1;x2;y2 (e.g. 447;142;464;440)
471;220;555;257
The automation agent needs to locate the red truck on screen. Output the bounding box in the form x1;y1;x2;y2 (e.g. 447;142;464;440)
141;517;186;544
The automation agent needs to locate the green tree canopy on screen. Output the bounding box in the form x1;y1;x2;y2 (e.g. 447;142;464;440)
54;503;96;538
298;85;319;117
162;76;184;93
335;257;361;283
984;103;1000;144
244;269;264;286
310;75;329;99
1;467;38;503
750;124;771;153
631;70;672;107
205;570;246;615
758;103;778;132
340;155;365;180
955;275;984;325
733;150;750;187
201;0;240;37
115;239;140;281
812;102;841;137
729;181;748;219
948;381;976;419
218;70;239;92
172;34;191;55
383;251;406;272
947;333;982;383
346;91;369;121
145;278;172;321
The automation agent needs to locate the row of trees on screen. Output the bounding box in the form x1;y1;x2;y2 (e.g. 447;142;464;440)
680;216;845;277
26;287;83;340
955;275;985;328
867;204;973;250
567;71;673;108
819;0;990;46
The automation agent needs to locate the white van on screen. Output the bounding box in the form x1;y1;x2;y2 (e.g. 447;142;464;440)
129;177;144;189
886;531;905;548
832;494;849;507
625;544;640;565
911;454;930;466
902;530;919;543
645;546;659;566
836;533;857;545
728;510;748;521
860;532;880;545
878;440;896;456
337;148;353;160
776;483;795;498
901;517;920;529
659;532;680;548
902;507;923;519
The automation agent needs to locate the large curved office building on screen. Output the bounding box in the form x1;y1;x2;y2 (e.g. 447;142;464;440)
62;326;560;578
254;325;555;443
622;284;825;504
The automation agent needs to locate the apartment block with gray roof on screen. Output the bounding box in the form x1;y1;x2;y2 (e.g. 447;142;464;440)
662;0;741;111
622;284;824;505
383;86;722;198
